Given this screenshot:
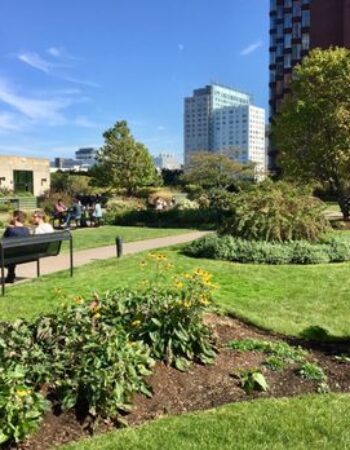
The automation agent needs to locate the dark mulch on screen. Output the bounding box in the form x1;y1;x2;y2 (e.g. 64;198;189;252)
18;315;350;450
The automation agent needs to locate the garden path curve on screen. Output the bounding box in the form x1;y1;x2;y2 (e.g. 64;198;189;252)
12;231;209;283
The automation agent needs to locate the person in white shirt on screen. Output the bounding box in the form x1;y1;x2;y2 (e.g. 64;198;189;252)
92;201;103;227
32;211;54;234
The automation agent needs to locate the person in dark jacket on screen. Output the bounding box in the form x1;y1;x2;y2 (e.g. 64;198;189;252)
3;210;30;283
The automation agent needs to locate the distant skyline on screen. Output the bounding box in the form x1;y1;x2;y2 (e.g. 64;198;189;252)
0;0;269;162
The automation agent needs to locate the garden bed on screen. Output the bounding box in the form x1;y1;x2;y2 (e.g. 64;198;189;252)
18;314;350;450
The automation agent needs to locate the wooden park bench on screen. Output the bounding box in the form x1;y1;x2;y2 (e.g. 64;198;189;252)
0;230;73;295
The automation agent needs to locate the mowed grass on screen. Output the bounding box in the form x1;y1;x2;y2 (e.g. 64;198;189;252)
61;394;350;450
2;246;350;339
61;226;195;252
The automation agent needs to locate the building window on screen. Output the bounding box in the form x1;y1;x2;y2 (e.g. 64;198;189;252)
284;33;292;48
284;54;292;68
284;14;292;28
302;10;310;27
293;2;301;16
302;33;310;50
293;22;301;39
292;44;301;60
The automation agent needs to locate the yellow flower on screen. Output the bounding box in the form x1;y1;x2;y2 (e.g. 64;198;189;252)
16;389;29;398
132;320;141;328
74;296;84;305
140;261;147;268
94;313;101;319
175;281;184;289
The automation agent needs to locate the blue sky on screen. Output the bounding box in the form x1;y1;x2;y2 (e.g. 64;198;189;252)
0;0;269;162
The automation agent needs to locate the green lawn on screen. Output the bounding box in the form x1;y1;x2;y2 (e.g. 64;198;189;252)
0;225;194;253
2;246;350;338
61;394;350;450
61;226;195;252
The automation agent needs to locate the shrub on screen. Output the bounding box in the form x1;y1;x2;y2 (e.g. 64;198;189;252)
298;363;327;381
93;268;216;371
0;366;48;445
0;264;216;442
219;181;330;242
184;234;350;265
112;208;216;229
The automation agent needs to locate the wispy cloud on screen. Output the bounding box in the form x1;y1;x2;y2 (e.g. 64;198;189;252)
0;77;73;125
47;47;61;57
178;44;185;52
62;75;100;88
16;48;98;88
0;112;27;133
240;40;263;56
17;52;55;73
157;125;166;132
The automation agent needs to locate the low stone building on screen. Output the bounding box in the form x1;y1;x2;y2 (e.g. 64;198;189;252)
0;155;50;196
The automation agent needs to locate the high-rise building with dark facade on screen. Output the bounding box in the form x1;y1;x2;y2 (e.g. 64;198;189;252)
268;0;350;171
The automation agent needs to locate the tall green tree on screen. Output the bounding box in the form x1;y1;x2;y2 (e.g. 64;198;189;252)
91;121;160;195
273;47;350;218
183;150;254;190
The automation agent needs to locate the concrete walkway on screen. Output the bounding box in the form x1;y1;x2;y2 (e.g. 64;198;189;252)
12;231;208;282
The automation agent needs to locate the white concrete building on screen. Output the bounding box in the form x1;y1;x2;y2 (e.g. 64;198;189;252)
184;83;266;176
153;153;182;170
0;155;50;196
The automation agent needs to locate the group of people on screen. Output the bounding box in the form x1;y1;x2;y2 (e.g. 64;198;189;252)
2;209;54;283
53;197;103;228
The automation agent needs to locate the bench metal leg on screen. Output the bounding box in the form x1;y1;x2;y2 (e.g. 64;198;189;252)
1;247;4;296
69;236;74;277
36;260;40;278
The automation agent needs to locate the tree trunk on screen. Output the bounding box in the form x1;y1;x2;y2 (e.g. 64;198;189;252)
338;194;350;220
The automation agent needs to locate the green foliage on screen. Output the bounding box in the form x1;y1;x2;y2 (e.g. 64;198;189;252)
237;369;268;394
91;121;160;194
0;366;48;445
0;264;215;443
50;172;95;195
273;48;350;219
112;208;216;229
264;356;286;372
184;233;350;265
298;363;327;381
183;151;254;190
219;181;330;242
104;197;146;225
92;267;216;370
227;338;307;363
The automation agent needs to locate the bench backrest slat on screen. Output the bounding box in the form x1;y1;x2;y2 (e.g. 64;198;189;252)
0;231;71;266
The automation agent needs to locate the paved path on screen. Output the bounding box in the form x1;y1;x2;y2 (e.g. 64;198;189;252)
12;231;208;282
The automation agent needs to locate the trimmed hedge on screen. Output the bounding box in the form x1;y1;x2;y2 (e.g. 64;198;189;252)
184;234;350;265
107;208;217;230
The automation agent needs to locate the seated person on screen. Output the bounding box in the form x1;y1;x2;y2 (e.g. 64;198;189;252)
92;201;103;226
32;211;54;234
53;199;67;225
2;210;30;283
63;198;82;228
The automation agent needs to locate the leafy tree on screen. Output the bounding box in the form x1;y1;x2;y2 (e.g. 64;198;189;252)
273;47;350;218
50;172;94;195
91;121;160;195
183;150;254;190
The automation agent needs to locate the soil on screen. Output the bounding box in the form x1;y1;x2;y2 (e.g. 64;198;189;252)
18;315;350;450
